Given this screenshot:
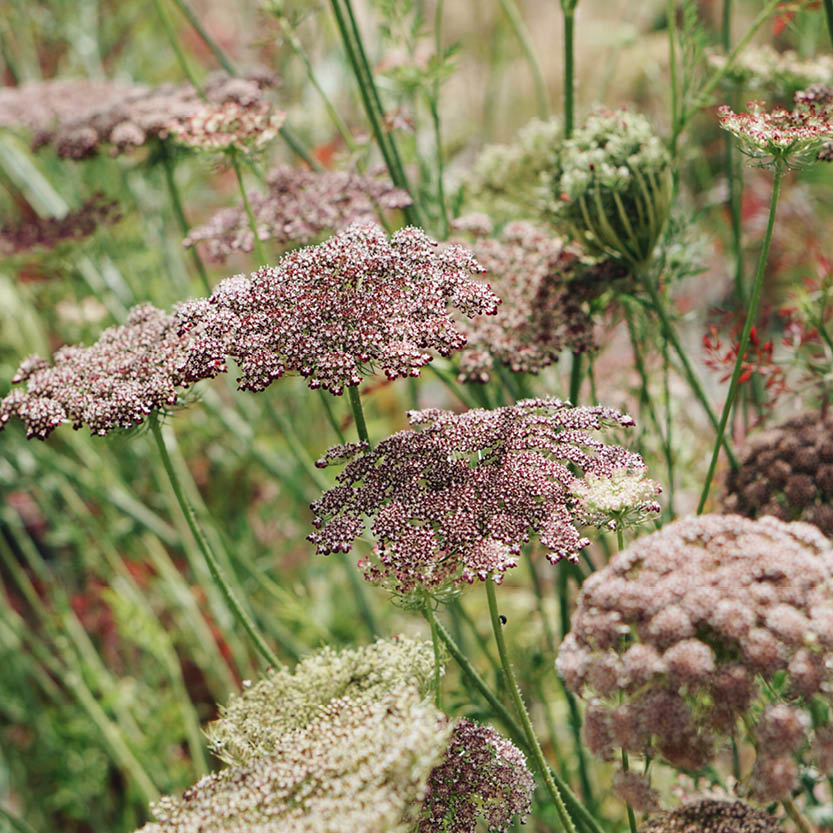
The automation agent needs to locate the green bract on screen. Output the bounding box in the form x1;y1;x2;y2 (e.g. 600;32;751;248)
547;109;672;268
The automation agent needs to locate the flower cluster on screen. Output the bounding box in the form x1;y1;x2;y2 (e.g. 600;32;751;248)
175;222;498;395
641;799;779;833
0;194;120;255
708;45;833;95
139;689;452;833
7;71;275;159
165;98;284;154
717;88;833;167
722;410;833;536
451;217;621;383
572;468;662;531
465;117;562;223
419;719;533;833
547;109;672;266
182;166;412;262
0;304;187;439
310;399;643;595
206;638;439;765
557;514;833;799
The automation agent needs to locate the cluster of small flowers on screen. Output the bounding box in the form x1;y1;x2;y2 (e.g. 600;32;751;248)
310;399;643;595
0;304;187;439
717;87;833;166
418;719;534;833
165;98;284;154
723;411;833;536
206;638;439;765
1;71;275;159
557;514;833;799
641;799;780;833
182;166;412;262
572;468;662;531
0;194;120;255
547;109;672;266
175;222;498;396
708;45;833;94
146;639;533;833
465;117;561;223
450;216;613;383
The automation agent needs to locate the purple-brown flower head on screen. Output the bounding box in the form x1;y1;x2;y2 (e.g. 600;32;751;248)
557;514;833;798
450;217;616;383
309;398;643;595
419;720;533;833
641;799;779;833
0;304;188;439
175;222;499;396
183;166;412;262
0;194;120;256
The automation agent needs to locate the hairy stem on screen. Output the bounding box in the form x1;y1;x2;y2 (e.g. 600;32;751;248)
697;161;784;513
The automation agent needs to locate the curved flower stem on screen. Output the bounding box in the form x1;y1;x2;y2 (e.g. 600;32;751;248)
696;160;784;513
423;599;443;709
486;580;578;833
229;148;268;266
783;798;814;833
498;0;549;119
347;384;371;447
433;617;604;833
637;266;737;468
150;417;280;668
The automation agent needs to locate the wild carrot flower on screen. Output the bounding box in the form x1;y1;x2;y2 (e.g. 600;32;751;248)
309;399;643;596
557;514;833;798
182;166;412;262
175;222;499;396
0;194;120;255
138;689;453;833
708;45;833;95
572;467;662;532
723;411;833;536
641;799;780;833
547;109;672;267
0;304;188;439
450;217;620;383
717;87;833;167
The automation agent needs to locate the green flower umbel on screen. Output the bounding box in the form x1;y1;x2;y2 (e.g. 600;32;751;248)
548;109;672;268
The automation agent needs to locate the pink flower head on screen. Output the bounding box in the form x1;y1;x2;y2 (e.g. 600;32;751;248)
309;398;642;596
176;222;499;396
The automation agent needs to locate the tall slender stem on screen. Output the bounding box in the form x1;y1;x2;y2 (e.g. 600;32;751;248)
150;418;280;668
569;353;582;404
423;600;443;708
498;0;549;119
824;0;833;50
428;0;450;238
562;3;575;137
229;148;268;265
347;384;371;447
486;581;578;833
697;161;784;513
667;0;678;140
153;0;204;95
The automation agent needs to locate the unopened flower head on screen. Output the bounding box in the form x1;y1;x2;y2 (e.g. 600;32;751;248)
640;799;780;833
573;467;662;531
708;45;833;95
165;98;284;154
723;410;833;536
717;88;833;167
309;398;643;596
0;304;188;439
138;690;452;833
557;514;833;798
183;166;412;262
419;720;533;833
465;117;562;223
0;194;120;256
206;638;440;765
175;222;499;396
547;109;672;267
451;218;625;383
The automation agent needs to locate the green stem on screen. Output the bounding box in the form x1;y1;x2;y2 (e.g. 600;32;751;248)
621;750;638;833
616;525;625;552
782;797;814;833
150;418;280;668
668;0;679;142
721;0;731;51
229;148;268;265
486;581;578;833
825;0;833;51
697;161;784;514
563;5;575;137
159;138;212;293
153;0;204;96
569;353;582;404
425;363;482;409
498;0;549;119
637;267;737;468
0;805;40;833
423;600;443;708
347;384;371;447
428;0;450;238
319;389;347;444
